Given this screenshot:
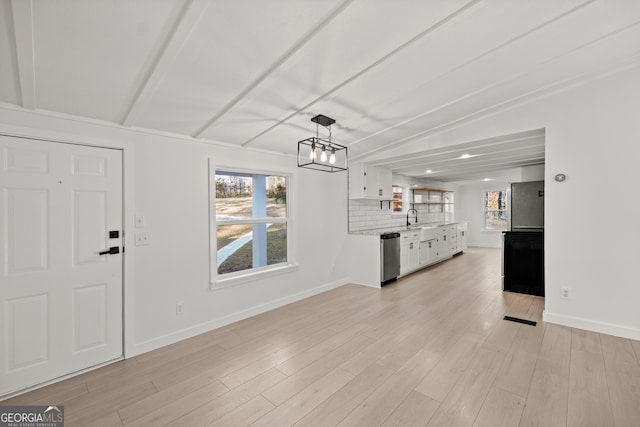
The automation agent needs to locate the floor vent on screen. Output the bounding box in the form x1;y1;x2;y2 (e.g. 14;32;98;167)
503;316;537;326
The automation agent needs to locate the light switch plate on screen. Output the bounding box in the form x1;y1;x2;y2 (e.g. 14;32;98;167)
135;214;146;228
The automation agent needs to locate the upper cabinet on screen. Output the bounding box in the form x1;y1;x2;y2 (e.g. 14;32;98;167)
349;163;392;200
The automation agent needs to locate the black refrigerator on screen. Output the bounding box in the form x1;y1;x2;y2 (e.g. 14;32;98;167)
502;180;544;297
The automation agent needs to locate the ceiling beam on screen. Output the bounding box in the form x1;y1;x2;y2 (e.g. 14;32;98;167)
347;0;598;153
120;0;211;127
240;0;482;148
192;0;356;139
396;151;546;173
11;0;36;109
406;158;545;179
372;133;545;168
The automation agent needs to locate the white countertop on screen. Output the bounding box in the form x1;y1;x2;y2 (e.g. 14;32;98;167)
349;222;464;236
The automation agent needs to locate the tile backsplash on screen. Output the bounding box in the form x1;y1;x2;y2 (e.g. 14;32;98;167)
349;199;445;232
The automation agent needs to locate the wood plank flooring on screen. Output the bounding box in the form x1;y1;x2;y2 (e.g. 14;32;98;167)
3;247;640;426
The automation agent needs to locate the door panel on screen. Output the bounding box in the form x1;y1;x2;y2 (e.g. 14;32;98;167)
72;154;106;177
73;191;107;266
73;284;107;352
0;135;123;397
5;147;48;173
6;188;49;274
7;294;49;370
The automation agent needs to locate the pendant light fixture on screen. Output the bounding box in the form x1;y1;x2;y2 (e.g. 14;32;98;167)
297;114;348;172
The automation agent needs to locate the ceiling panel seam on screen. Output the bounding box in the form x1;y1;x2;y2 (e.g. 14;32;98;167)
120;0;210;127
10;0;36;110
192;0;356;139
240;0;483;148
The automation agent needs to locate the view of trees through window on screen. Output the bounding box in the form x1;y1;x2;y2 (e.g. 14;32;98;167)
484;190;508;230
215;172;287;276
392;185;404;213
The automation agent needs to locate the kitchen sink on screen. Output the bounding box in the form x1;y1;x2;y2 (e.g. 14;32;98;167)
420;226;440;241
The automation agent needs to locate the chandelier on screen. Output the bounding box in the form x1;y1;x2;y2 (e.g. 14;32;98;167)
297;114;348;172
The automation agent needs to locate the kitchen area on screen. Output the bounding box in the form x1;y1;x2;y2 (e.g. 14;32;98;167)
346;163;468;287
346;161;545;295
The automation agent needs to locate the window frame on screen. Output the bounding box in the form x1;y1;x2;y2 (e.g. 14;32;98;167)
209;162;296;289
482;189;509;232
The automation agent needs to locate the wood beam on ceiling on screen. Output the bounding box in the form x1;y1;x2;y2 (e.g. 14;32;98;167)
192;0;356;140
393;154;547;177
346;0;598;153
11;0;36;109
407;158;545;180
351;45;639;164
120;0;211;127
372;133;545;169
239;0;482;148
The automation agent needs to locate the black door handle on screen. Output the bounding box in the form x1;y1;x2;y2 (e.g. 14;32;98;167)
99;247;120;255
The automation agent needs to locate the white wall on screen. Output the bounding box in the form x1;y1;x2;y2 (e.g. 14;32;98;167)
455;170;521;248
0;108;350;355
521;164;545;181
404;64;640;340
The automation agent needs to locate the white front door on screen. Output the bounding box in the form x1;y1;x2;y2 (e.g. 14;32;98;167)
0;135;123;397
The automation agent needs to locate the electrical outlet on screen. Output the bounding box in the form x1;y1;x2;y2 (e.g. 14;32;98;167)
561;287;571;299
176;302;184;315
135;232;150;246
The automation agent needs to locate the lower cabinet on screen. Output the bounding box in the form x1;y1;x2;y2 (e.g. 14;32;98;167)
449;225;458;255
458;228;467;251
419;239;438;266
437;227;449;261
400;222;467;276
400;231;420;275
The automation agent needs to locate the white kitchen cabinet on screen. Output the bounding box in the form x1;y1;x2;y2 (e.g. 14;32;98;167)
376;167;392;199
400;231;420;274
419;239;438;266
437;226;450;261
457;222;468;253
349;163;392;200
449;225;458;255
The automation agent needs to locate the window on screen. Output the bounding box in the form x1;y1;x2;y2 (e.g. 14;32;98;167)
484;190;508;230
213;169;289;282
392;185;404;213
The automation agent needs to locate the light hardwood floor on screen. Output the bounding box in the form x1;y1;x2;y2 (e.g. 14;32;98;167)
3;247;640;426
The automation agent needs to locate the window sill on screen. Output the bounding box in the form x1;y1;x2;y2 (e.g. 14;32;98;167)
210;263;299;290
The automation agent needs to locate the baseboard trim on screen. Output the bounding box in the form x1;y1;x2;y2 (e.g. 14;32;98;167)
350;281;382;289
129;278;349;357
543;310;640;341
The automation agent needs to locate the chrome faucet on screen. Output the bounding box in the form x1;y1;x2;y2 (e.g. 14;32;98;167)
406;208;418;227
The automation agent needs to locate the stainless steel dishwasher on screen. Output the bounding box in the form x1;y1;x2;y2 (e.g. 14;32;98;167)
380;232;401;284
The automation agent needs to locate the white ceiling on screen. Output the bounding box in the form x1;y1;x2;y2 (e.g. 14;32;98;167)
2;0;639;182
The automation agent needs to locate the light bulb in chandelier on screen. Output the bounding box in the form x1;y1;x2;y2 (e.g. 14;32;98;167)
329;147;336;164
320;145;328;162
309;142;316;160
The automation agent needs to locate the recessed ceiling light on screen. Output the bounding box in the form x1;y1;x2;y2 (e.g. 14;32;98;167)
483;178;493;181
425;169;433;174
459;153;473;159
